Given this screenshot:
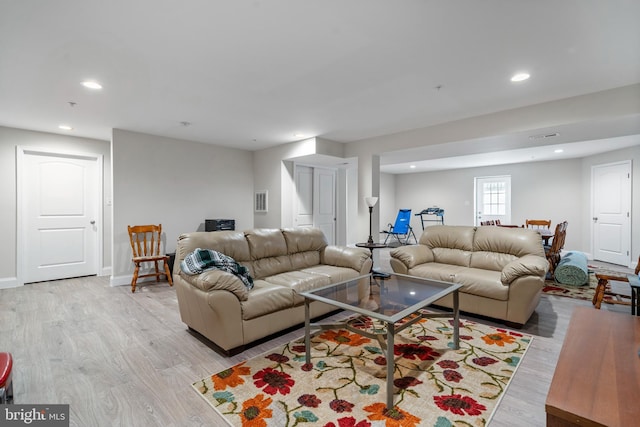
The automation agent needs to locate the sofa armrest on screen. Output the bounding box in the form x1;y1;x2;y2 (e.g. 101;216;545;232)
322;246;371;272
501;255;549;285
390;245;434;270
178;270;250;301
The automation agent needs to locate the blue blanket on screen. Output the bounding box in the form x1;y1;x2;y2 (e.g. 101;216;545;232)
554;251;589;286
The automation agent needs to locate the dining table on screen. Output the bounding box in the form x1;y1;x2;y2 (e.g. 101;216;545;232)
539;228;554;245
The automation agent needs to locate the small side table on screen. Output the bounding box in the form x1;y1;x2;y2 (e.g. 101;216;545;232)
356;242;390;278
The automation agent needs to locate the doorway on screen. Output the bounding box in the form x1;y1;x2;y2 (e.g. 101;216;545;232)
17;148;102;284
294;165;336;244
474;176;511;226
591;160;631;266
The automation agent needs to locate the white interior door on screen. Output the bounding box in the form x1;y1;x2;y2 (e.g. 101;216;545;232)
592;161;631;266
295;165;314;228
294;165;336;245
314;167;336;245
20;149;100;283
474;176;511;225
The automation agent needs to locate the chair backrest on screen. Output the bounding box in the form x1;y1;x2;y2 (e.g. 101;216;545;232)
128;224;163;258
548;221;568;254
526;219;552;230
392;209;412;234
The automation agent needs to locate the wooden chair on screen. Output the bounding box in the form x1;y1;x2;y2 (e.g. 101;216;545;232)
545;221;568;278
127;224;173;293
592;255;640;311
526;219;552;230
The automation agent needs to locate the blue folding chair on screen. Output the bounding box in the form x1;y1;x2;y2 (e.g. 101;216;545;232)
382;209;417;245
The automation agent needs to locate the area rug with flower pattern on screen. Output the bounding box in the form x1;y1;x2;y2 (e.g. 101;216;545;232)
192;314;532;427
542;272;597;301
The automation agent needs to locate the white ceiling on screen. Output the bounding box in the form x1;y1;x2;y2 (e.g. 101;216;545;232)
1;0;639;171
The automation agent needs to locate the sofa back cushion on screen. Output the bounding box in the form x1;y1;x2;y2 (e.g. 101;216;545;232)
245;229;293;279
176;231;251;263
419;225;474;267
283;227;327;270
471;226;546;271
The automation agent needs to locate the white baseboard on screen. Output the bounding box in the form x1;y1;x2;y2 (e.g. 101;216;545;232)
0;277;20;289
109;271;165;287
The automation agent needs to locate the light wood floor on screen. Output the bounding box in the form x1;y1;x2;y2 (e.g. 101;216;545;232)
0;252;633;427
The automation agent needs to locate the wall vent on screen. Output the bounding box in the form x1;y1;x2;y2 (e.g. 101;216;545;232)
255;190;268;213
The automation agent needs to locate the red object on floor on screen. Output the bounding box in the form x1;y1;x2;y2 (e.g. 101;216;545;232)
0;352;13;403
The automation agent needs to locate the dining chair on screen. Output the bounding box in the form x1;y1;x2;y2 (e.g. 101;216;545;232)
545;221;568;278
592;254;640;312
526;219;552;230
127;224;173;293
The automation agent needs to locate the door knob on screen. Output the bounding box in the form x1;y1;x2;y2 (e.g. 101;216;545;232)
592;217;598;222
90;220;96;225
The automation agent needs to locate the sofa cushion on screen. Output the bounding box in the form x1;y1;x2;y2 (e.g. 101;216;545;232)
408;263;467;282
420;225;475;251
474;226;546;258
283;227;327;253
453;268;509;301
179;270;250;300
469;251;518;272
264;271;331;294
176;231;251;263
246;229;288;259
299;265;362;284
240;281;294;320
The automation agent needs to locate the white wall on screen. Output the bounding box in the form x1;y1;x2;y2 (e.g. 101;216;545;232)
0;126;111;287
111;129;253;283
380;144;640;265
386;159;584;250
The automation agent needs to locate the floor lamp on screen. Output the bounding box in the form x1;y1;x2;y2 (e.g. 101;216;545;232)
365;197;378;245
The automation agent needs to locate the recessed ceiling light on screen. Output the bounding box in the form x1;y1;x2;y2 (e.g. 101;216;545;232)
58;125;73;131
410;165;416;169
554;149;564;153
294;133;305;138
81;81;102;90
510;73;530;82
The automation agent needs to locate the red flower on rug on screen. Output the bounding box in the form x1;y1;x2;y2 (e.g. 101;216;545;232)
320;330;371;346
480;332;516;347
364;402;422;427
394;343;440;360
323;416;371;427
433;394;487;416
240;394;273;426
211;362;251;390
253;367;294;395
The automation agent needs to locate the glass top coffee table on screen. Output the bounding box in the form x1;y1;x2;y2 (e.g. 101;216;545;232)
300;272;462;411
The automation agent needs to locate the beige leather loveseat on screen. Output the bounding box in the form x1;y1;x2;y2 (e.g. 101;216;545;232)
174;227;372;355
390;225;548;327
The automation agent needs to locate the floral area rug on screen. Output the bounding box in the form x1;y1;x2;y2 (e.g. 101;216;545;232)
542;272;598;301
193;315;532;427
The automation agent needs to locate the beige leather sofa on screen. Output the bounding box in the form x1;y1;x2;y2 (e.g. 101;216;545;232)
174;227;372;355
390;225;548;327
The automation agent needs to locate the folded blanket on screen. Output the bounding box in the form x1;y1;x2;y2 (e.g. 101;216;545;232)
181;248;254;290
555;251;588;286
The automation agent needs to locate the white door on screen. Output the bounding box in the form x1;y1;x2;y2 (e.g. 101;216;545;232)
20;149;100;283
294;165;337;245
474;176;511;226
592;161;631;266
314;167;336;245
295;166;314;228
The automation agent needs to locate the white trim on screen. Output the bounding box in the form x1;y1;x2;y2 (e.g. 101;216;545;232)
0;277;19;289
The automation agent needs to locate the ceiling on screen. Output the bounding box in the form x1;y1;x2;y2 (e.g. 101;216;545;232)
1;0;639;171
